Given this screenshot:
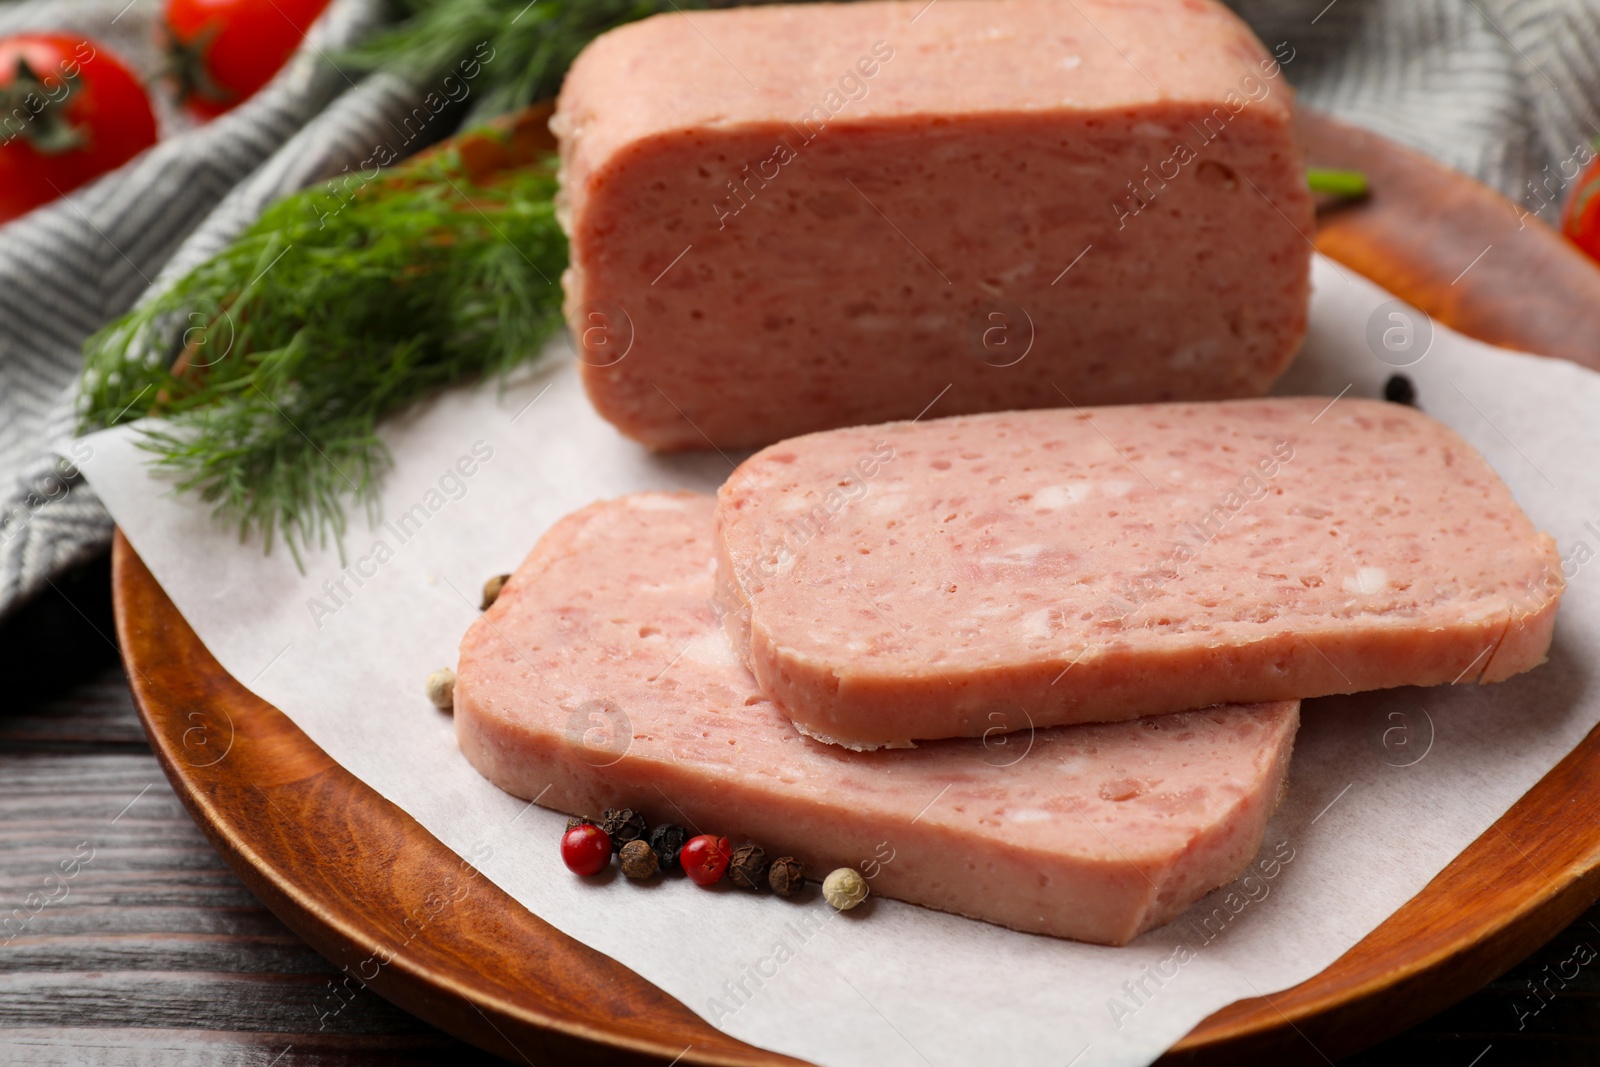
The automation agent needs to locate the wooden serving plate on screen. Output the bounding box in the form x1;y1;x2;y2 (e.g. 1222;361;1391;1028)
113;107;1600;1066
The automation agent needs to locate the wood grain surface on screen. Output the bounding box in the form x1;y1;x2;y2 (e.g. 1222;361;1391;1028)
0;560;496;1065
111;540;803;1067
78;105;1600;1065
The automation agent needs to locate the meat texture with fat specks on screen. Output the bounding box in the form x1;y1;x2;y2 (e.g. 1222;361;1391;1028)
714;398;1564;749
553;0;1313;449
454;491;1300;945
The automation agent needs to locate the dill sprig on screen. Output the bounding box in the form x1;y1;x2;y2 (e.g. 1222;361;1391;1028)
341;0;721;126
78;145;566;564
77;0;758;561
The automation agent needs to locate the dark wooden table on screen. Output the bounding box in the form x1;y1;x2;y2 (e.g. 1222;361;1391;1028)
3;555;1597;1066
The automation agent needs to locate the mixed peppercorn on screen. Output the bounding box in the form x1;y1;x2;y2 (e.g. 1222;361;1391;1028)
560;808;867;911
1383;373;1417;407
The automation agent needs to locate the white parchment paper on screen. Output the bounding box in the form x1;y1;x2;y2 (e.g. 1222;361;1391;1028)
78;255;1600;1066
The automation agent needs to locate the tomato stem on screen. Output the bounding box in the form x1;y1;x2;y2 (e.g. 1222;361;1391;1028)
162;20;236;108
0;56;85;154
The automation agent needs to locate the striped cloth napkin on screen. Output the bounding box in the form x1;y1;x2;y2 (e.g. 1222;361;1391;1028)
1;0;1597;620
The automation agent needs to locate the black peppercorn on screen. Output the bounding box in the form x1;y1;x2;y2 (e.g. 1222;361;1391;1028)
619;839;659;880
1383;374;1416;407
767;856;805;897
649;823;689;870
728;844;769;890
600;808;648;852
565;815;593;832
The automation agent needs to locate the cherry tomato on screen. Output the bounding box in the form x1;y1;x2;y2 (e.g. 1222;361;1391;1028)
0;35;157;224
164;0;332;119
1563;144;1600;265
560;824;612;877
680;834;731;887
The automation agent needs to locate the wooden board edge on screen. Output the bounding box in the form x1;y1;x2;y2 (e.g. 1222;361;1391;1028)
111;529;808;1067
1164;727;1600;1060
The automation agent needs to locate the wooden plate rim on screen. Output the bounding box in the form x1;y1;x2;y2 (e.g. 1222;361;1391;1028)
109;106;1600;1065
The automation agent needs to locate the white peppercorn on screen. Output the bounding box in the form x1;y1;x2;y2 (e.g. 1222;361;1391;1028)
821;867;868;911
425;667;456;711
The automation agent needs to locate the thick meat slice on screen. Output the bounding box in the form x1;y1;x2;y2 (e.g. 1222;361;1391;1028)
715;398;1564;749
455;492;1300;945
554;0;1311;450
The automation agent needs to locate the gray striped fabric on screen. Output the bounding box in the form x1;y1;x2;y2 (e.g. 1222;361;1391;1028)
0;0;408;617
1;0;1598;620
1234;0;1600;216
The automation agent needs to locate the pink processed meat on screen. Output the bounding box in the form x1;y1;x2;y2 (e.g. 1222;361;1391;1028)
553;0;1313;450
714;398;1564;749
454;492;1301;945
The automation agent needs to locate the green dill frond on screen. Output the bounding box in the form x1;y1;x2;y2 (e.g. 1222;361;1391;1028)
79;145;566;565
340;0;718;125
